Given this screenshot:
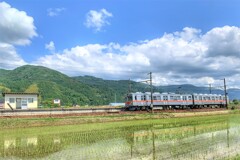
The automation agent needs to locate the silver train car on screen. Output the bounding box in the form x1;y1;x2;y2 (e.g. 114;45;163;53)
125;92;227;110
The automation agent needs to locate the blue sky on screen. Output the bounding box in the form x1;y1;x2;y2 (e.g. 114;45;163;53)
1;0;240;87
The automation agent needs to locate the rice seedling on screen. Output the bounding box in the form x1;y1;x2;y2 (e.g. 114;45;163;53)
0;114;240;159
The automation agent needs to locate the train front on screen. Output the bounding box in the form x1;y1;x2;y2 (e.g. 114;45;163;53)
125;93;133;109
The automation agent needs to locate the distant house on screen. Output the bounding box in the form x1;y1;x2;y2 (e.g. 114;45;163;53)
53;99;61;106
2;93;39;109
0;99;4;109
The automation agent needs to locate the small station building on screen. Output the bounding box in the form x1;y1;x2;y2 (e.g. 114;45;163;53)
2;92;39;109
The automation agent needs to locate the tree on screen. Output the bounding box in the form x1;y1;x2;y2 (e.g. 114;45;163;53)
232;99;239;105
25;84;39;93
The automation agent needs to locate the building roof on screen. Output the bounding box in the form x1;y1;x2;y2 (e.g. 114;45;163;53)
2;92;39;97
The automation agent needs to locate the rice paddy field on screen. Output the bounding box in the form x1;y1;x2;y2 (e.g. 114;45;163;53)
0;112;240;159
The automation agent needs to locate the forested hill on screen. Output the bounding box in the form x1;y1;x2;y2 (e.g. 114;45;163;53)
73;75;150;102
0;65;239;106
0;65;148;106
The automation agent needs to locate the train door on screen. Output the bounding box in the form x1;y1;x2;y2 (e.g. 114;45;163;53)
188;95;193;107
199;96;203;107
142;95;147;106
182;95;187;106
163;95;168;107
125;94;133;107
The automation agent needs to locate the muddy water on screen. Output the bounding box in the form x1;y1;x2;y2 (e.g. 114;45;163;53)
0;114;240;160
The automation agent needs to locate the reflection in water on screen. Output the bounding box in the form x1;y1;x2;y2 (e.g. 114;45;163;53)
0;115;240;159
4;139;16;149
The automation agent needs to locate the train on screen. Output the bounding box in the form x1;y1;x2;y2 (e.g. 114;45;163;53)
125;92;228;111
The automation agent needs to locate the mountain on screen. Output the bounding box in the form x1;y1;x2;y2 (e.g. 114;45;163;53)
0;65;121;106
0;65;148;106
0;69;8;78
0;65;239;107
73;75;148;102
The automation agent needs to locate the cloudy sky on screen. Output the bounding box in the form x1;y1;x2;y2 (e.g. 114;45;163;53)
1;0;240;88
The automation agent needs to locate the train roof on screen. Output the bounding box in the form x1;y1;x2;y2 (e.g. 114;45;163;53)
193;93;224;96
128;92;225;96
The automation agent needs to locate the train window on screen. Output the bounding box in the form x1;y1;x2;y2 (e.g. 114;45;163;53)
170;96;174;100
188;96;192;100
163;96;168;100
199;96;202;100
157;96;161;100
212;97;215;100
128;96;133;101
135;96;137;100
173;96;177;100
183;96;187;100
153;96;157;100
216;97;218;100
219;96;222;100
177;96;181;100
194;96;198;100
141;96;145;100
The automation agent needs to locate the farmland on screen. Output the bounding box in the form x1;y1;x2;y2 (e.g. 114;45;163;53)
0;111;240;159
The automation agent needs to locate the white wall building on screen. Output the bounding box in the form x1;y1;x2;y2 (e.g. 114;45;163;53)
2;93;39;109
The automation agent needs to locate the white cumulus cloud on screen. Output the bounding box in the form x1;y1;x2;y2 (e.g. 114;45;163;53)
45;41;55;52
0;1;37;69
203;26;240;57
34;26;240;87
0;43;26;69
0;1;37;45
47;8;65;17
84;9;113;32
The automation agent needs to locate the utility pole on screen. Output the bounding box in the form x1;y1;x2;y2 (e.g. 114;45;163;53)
148;72;153;113
224;78;228;108
209;84;212;94
139;73;153;113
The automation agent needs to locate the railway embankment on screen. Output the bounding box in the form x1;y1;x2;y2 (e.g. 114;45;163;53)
0;107;230;118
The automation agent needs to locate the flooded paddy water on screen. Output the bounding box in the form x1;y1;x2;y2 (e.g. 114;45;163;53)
0;114;240;160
